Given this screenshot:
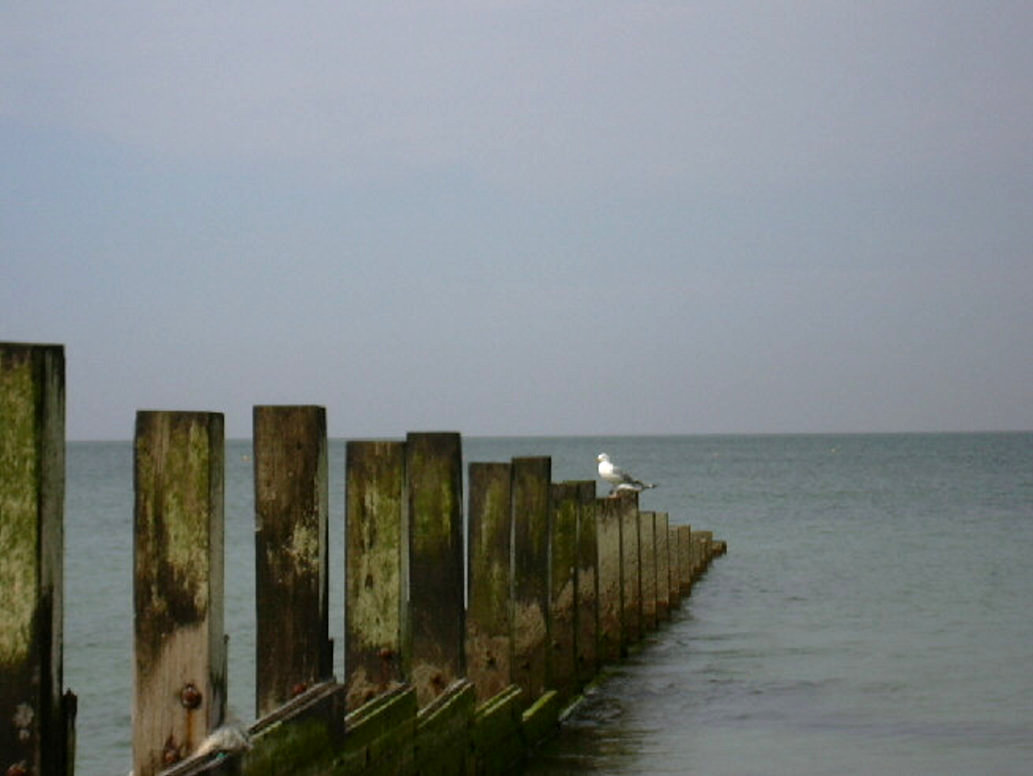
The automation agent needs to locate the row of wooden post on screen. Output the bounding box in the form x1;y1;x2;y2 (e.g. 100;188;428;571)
1;343;726;776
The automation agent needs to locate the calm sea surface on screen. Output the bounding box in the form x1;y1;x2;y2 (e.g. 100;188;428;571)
64;434;1033;775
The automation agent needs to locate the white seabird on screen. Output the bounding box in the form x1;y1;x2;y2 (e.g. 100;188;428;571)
596;453;656;495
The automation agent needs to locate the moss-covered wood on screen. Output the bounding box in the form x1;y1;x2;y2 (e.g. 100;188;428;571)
345;440;406;711
405;432;464;708
253;405;330;717
133;411;225;776
510;457;551;707
466;462;513;703
0;342;67;776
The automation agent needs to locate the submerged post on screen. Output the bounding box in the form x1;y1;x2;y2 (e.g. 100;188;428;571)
345;440;407;711
253;406;330;717
406;432;464;707
466;462;514;703
133;411;225;776
0;343;69;776
573;481;599;686
549;482;579;701
510;457;551;706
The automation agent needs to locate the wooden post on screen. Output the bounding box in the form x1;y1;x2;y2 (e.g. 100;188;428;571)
655;513;670;621
344;440;407;711
465;462;513;703
0;343;69;776
618;493;640;650
573;481;598;686
253;406;330;717
510;457;551;706
667;526;681;610
406;432;464;707
548;482;578;701
594;497;622;664
639;511;657;632
677;525;692;595
133;411;225;776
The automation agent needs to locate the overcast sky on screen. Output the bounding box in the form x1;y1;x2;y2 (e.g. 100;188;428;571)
4;2;1031;440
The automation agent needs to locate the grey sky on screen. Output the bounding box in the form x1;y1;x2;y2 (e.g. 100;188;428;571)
3;2;1031;439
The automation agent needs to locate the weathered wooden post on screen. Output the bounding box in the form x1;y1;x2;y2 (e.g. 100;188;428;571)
345;440;407;711
573;481;598;686
594;497;623;664
405;432;464;707
133;411;225;776
667;526;682;610
548;482;578;702
253;406;330;717
510;457;551;706
696;530;713;577
465;462;514;703
677;525;692;595
655;512;671;621
0;343;71;776
618;493;640;650
639;511;657;632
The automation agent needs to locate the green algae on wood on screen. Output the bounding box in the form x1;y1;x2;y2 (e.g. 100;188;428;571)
466;462;513;703
253;406;330;718
0;343;67;776
133;410;225;776
345;440;406;712
405;432;464;708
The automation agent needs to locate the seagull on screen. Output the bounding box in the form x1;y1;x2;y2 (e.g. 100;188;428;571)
596;453;656;495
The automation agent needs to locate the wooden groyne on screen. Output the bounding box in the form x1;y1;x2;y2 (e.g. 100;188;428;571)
0;342;727;776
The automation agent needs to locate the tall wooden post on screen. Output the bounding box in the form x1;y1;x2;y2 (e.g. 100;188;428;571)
677;525;692;595
406;432;464;707
573;481;598;686
667;526;682;610
594;497;623;664
655;512;671;621
639;511;657;632
618;493;640;650
466;462;513;703
253;406;330;717
345;440;407;711
0;343;69;776
548;482;578;701
510;457;551;706
133;411;225;776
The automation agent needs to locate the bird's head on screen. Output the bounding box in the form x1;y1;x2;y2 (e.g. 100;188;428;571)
596;453;609;463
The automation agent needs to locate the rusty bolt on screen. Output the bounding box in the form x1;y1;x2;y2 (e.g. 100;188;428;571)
378;647;395;660
290;681;309;698
180;683;203;710
6;763;29;776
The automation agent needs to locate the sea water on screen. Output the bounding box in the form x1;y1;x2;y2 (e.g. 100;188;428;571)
63;434;1033;775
